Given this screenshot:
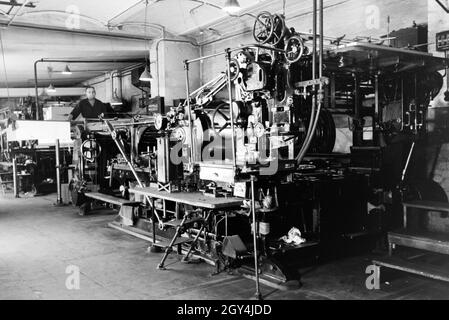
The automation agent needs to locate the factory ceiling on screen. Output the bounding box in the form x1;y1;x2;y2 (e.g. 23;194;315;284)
0;0;328;89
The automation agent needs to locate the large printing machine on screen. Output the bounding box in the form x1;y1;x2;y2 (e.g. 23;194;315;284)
68;10;449;290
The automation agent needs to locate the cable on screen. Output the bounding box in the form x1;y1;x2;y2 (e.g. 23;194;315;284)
0;30;10;103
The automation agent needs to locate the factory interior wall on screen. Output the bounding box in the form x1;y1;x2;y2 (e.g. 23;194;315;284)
151;40;201;108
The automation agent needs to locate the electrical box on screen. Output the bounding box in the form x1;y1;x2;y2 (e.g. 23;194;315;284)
388;24;428;52
147;96;165;115
436;30;449;52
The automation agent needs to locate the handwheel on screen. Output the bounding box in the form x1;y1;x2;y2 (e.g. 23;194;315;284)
212;103;231;135
270;14;287;46
284;35;305;64
227;58;240;81
253;11;274;44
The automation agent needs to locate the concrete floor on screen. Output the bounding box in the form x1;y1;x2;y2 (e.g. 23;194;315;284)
1;194;449;300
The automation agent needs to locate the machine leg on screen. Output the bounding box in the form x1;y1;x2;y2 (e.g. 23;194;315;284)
157;234;176;270
55;139;62;205
157;214;189;270
182;211;212;262
12;158;18;198
388;242;393;256
79;201;90;216
251;175;262;301
149;199;161;253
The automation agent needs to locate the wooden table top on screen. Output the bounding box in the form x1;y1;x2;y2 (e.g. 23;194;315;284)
129;187;244;209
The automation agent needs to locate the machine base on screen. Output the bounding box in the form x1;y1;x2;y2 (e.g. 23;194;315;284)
238;256;302;291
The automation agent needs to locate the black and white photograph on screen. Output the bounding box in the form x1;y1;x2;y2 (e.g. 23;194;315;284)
1;0;449;305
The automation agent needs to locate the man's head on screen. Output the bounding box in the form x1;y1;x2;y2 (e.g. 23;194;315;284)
85;86;96;100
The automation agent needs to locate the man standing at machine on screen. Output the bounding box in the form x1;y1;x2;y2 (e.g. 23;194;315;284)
68;86;114;121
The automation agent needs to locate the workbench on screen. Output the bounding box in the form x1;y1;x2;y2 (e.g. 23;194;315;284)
129;187;244;209
128;186;245;264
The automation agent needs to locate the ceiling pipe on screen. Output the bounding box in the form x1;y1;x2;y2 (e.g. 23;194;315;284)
14;10;167;38
107;0;152;24
109;22;166;38
83;62;145;87
34;58;144;120
0;21;153;41
11;10;109;28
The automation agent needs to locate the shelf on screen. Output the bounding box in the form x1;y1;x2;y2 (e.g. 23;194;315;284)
389;229;449;255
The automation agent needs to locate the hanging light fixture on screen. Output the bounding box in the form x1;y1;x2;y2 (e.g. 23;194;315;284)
140;0;154;82
46;84;56;93
139;65;153;82
61;65;72;75
223;0;241;13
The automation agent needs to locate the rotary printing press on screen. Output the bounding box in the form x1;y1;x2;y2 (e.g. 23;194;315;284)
70;11;449;287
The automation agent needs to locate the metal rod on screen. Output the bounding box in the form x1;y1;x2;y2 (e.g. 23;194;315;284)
312;0;317;80
55;139;62;204
251;175;262;300
319;0;323;79
295;0;320;165
183;210;213;261
186;51;225;64
184;61;195;165
225;49;237;168
401;141;415;182
12;157;18;198
34;60;39;120
374;73;379;138
185;44;286;65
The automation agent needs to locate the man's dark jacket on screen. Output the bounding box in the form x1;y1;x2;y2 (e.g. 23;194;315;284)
70;99;114;119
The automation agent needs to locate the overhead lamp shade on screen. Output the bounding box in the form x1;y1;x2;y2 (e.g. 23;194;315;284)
223;0;241;13
139;65;153;82
47;84;56;93
61;65;72;75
